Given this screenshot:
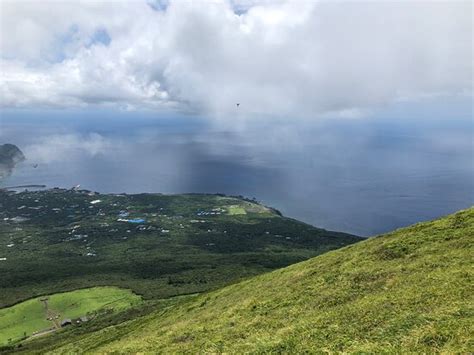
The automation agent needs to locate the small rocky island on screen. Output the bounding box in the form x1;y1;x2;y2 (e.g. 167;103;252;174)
0;144;25;180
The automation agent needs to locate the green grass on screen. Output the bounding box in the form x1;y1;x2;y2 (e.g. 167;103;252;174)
0;298;50;346
28;207;473;353
0;287;141;346
227;205;247;215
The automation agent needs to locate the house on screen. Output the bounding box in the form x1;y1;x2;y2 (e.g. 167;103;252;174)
118;218;146;224
118;211;130;218
127;218;146;224
60;319;72;327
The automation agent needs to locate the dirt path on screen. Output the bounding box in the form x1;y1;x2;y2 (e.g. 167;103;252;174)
40;298;60;329
30;327;57;339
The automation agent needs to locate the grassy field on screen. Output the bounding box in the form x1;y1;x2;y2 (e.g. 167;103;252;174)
22;207;472;353
0;190;359;308
227;205;247;215
0;287;141;346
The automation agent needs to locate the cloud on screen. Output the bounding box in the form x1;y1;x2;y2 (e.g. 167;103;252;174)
24;133;112;163
0;0;472;120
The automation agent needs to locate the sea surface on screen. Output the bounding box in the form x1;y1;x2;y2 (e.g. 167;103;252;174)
1;105;473;236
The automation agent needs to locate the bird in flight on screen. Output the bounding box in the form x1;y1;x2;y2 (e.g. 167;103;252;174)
236;103;240;107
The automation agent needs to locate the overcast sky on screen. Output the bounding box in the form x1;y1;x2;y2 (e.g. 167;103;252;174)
0;0;472;122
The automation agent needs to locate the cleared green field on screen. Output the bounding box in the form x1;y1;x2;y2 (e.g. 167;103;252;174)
0;287;141;346
227;205;247;215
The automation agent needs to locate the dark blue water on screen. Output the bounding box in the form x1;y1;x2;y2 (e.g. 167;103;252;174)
1;105;472;236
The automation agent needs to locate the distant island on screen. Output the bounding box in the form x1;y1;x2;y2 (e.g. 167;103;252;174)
0;144;25;180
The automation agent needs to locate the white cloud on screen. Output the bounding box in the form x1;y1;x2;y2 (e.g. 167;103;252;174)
24;133;112;163
0;0;472;120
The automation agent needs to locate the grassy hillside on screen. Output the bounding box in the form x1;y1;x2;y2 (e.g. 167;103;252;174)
27;207;473;353
0;189;359;308
0;287;141;346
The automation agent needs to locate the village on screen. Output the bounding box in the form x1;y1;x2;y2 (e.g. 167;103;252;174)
0;188;295;262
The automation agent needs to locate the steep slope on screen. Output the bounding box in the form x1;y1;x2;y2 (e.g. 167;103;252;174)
29;207;473;353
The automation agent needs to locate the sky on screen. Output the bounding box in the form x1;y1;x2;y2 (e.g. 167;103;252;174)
0;0;472;124
0;0;472;235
